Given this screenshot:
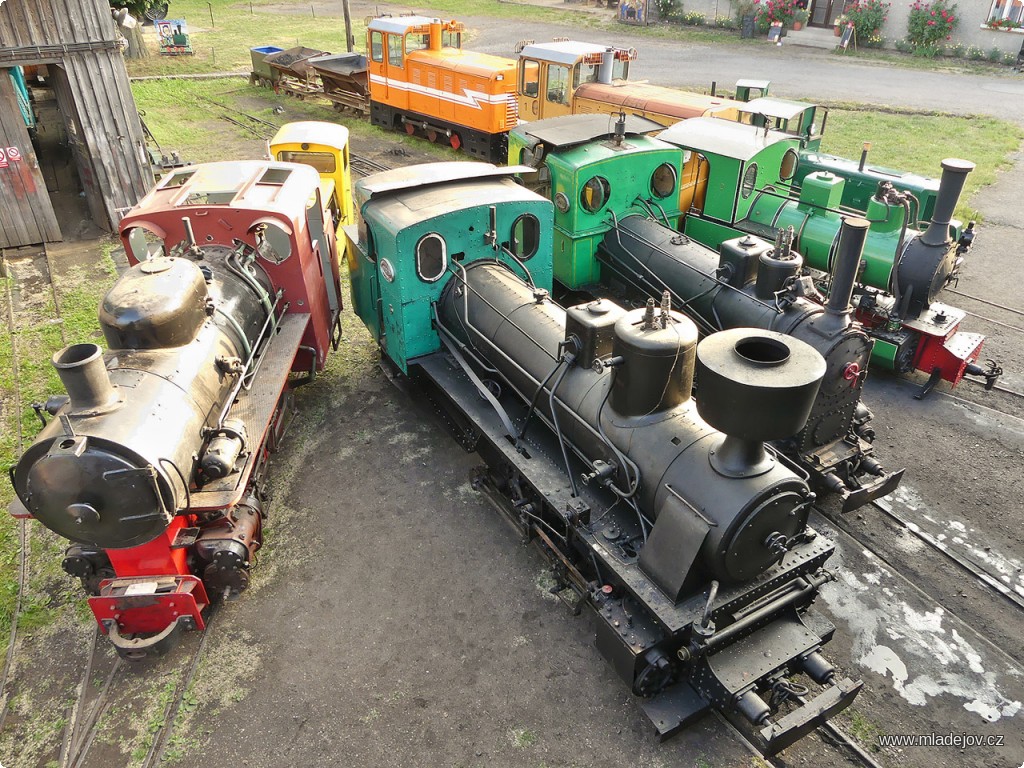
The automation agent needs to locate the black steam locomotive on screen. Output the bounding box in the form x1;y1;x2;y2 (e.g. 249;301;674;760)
9;160;343;657
346;162;861;752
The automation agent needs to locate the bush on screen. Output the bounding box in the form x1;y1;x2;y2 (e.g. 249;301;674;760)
681;10;707;25
845;0;891;40
986;45;1005;61
754;0;799;27
944;41;966;57
912;43;942;56
966;44;986;60
863;33;886;47
894;37;914;52
907;0;958;49
653;0;681;21
1003;51;1019;65
715;14;738;27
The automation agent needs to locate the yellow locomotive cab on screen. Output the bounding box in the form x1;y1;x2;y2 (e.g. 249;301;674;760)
269;121;354;242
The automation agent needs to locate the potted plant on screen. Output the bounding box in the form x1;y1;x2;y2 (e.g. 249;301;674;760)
793;8;809;29
833;13;848;35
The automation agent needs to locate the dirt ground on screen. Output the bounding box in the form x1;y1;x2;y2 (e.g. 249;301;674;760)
3;11;1024;768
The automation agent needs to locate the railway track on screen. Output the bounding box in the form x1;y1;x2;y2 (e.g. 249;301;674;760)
193;95;395;179
0;244;65;732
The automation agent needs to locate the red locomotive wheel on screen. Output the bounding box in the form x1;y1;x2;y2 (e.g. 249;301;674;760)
450;133;462;151
405;122;416;135
427;130;438;143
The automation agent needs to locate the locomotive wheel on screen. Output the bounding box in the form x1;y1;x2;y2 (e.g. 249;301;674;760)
426;129;438;143
405;122;416;136
450;133;462;151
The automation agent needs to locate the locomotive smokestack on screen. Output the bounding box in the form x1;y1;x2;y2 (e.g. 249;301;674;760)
826;217;869;318
696;330;825;478
52;343;120;415
921;158;974;247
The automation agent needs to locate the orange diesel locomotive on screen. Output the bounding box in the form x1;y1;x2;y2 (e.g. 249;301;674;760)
367;16;520;159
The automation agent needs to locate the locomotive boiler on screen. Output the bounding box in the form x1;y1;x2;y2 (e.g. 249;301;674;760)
9;158;343;658
510;114;900;508
600;214;903;510
656;118;999;394
346;161;861;753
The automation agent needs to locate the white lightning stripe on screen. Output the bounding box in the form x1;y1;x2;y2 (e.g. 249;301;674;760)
369;73;513;110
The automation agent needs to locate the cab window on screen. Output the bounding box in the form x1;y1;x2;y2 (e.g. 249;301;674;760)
406;33;429;54
613;60;629;80
442;31;461;48
276;150;336;174
370;31;383;63
546;64;570;105
387;34;403;67
576;63;599;87
520;59;539;98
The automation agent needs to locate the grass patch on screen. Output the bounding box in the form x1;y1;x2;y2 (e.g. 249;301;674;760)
847;708;884;750
817;109;1024;222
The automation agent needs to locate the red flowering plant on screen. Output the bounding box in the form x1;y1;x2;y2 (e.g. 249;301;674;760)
754;0;799;30
844;0;890;43
907;0;958;48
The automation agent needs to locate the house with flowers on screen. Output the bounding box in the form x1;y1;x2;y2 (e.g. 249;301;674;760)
652;0;1022;55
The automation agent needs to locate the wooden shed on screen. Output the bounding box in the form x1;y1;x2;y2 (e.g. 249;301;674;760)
0;0;151;248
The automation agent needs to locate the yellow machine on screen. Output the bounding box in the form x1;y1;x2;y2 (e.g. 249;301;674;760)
269;121;354;245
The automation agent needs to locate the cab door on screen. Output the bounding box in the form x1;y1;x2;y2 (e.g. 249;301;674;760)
518;57;541;119
368;30;387;101
540;62;573;119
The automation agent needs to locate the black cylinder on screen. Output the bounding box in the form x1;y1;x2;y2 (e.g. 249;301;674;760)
52;344;119;416
921;158;974;246
610;308;697;418
826;217;869;317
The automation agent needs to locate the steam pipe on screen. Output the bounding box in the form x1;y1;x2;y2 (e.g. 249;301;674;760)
921;158;975;246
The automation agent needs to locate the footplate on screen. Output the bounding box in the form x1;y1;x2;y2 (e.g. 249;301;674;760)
760;677;863;754
841;467;905;513
90;574;209;638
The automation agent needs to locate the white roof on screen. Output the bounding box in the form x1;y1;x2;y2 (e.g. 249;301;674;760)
518;41;610;67
658;117;793;161
367;15;440;34
737;97;814;121
270;121;349;151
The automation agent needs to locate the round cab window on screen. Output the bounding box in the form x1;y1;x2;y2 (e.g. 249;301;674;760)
651;163;677;198
741;163;758;199
580;176;611;213
416;233;447;282
554;192;570;213
511;214;540;260
780;148;799;181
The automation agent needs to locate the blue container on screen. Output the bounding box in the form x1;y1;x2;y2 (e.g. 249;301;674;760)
250;46;284;82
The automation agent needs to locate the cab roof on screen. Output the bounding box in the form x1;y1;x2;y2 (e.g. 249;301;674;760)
368;15;442;34
358;162;532;199
271;121;349;151
128;161;321;217
513;113;663;148
658;117;794;161
518;40;611;67
737;97;815;121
